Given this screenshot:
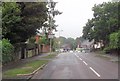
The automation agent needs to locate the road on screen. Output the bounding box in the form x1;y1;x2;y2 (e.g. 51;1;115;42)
31;52;118;79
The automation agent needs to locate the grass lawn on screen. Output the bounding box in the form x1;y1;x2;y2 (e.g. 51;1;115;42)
43;54;57;59
3;60;48;78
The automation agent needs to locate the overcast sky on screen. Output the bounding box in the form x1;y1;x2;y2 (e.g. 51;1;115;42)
54;0;111;39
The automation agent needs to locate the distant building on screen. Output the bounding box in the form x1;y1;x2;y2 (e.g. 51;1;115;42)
81;40;104;50
81;40;94;49
61;44;71;51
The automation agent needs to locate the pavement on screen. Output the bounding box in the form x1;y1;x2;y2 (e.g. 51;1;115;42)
31;52;118;79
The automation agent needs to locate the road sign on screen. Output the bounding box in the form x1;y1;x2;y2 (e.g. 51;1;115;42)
48;34;54;38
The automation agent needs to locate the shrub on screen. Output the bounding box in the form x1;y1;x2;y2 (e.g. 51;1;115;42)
109;32;119;49
118;30;120;49
0;40;2;63
1;39;14;64
29;37;36;44
104;30;120;54
103;47;111;54
38;36;49;45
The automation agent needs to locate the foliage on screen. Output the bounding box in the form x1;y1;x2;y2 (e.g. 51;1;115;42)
2;2;61;44
103;30;120;53
38;36;49;45
29;37;36;44
118;30;120;48
109;32;119;49
3;60;48;77
1;39;14;64
2;2;21;43
0;38;1;60
82;2;119;48
55;36;85;50
103;46;111;53
43;54;56;59
2;2;48;44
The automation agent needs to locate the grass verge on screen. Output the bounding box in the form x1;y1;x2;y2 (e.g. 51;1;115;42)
3;60;48;78
43;54;57;59
94;51;118;62
95;54;111;60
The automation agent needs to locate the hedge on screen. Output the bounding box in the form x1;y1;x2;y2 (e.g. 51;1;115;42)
1;39;15;64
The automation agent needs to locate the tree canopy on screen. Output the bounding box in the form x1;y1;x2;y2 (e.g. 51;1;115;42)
2;2;61;44
82;1;120;50
55;36;85;50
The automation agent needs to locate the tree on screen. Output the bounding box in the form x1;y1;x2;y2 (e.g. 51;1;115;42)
109;32;119;49
2;2;21;39
82;2;119;47
55;36;85;50
2;2;48;44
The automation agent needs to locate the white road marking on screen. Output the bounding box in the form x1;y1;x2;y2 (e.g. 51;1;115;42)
74;54;77;57
75;53;100;78
89;67;101;77
83;61;88;65
79;58;82;60
75;54;82;60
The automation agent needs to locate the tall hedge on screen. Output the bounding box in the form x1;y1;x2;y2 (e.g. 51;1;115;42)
118;30;120;49
109;32;119;49
1;39;14;64
104;31;120;53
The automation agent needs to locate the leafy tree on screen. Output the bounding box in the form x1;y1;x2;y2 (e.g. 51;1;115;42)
109;32;119;49
55;36;85;50
2;2;48;44
1;39;14;64
118;31;120;48
29;36;36;44
2;2;21;39
38;36;49;45
82;2;119;48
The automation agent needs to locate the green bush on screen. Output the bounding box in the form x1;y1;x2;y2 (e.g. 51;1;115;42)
38;36;49;45
103;47;111;54
29;37;36;44
104;30;120;53
118;30;120;49
1;39;14;64
109;32;119;49
0;40;2;63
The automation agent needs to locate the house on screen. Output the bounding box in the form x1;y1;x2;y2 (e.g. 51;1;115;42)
81;40;94;49
35;34;50;53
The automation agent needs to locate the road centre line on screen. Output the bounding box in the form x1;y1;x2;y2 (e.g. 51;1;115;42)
74;54;77;57
75;54;79;57
89;67;101;77
83;61;88;65
75;54;82;60
75;53;101;78
76;55;79;58
79;58;82;60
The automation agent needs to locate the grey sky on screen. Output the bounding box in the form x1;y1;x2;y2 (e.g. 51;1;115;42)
54;0;111;39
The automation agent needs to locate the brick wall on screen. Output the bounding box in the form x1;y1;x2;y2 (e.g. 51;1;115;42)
42;45;50;53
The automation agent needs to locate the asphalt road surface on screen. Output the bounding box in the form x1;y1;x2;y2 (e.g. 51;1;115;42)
31;52;118;79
